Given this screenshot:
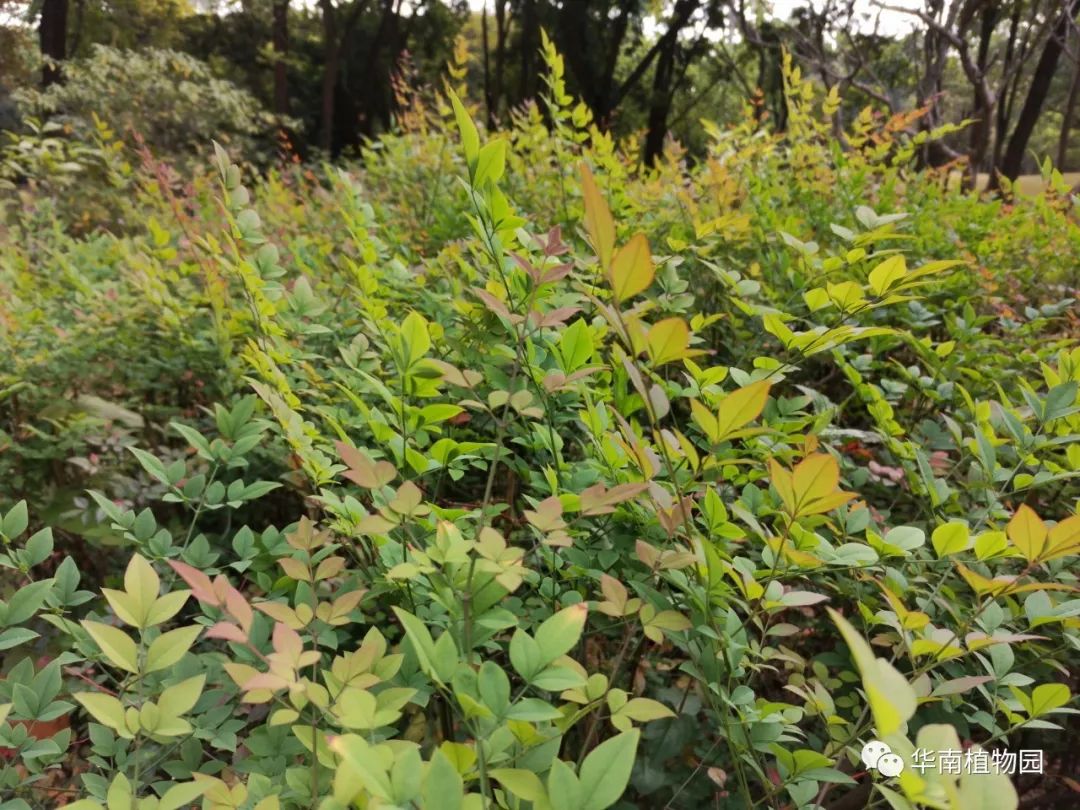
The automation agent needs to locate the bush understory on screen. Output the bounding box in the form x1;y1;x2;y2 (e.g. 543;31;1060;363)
0;43;1079;810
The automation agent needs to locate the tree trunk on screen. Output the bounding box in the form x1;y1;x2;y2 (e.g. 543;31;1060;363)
320;49;340;153
518;0;537;102
493;0;507;121
597;0;634;122
272;0;290;117
967;3;998;178
644;0;697;165
39;0;69;87
992;5;1022;169
318;0;368;154
1058;39;1080;170
481;2;493;127
999;0;1080;181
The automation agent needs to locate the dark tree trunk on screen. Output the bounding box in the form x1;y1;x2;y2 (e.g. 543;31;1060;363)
644;33;677;165
1057;38;1080;169
272;0;290;117
481;2;494;127
319;0;339;153
967;3;998;177
596;0;634;122
39;0;69;87
518;0;538;102
318;0;368;154
999;0;1080;181
357;0;400;136
993;5;1022;169
493;0;507;122
643;0;697;165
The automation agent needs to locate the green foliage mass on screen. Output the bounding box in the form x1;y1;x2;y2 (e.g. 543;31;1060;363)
15;45;281;166
0;41;1077;810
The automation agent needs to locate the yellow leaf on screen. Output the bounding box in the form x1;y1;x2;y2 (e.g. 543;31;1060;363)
647;318;690;365
82;620;139;673
768;459;797;515
124;553;160;628
828;608;916;736
1007;505;1047;562
690;399;719;443
610;233;654;301
868;255;906;296
956;564;1010;597
579;164;615;270
714;380;771;441
146;625;202;673
102;588;141;628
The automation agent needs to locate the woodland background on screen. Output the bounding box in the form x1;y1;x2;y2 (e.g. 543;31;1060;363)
2;0;1080;179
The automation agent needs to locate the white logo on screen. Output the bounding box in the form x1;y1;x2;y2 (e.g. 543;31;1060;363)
861;740;905;777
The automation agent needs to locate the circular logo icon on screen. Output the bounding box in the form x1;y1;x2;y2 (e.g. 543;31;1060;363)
877;753;905;777
861;740;892;770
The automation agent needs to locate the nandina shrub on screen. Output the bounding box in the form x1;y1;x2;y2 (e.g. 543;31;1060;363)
0;39;1077;810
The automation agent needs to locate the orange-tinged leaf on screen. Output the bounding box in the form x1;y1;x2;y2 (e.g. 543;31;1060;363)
771;453;855;518
714;381;771;441
768;459;796;515
1045;515;1080;561
647;318;690;365
793;454;839;505
956;564;1011;596
610;233;654;301
579;164;615;269
1007;505;1047;562
792;453;855;516
336;441;396;489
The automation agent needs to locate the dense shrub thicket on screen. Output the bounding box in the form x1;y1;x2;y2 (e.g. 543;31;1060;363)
0;42;1078;810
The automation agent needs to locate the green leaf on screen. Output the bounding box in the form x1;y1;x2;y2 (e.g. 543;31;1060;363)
393;608;440;682
509;629;543;681
578;730;640;810
331;734;394;802
1;501;28;539
159;780;212;810
422;750;463;810
505;698;562;722
559;318;593;372
534;604;588;665
932;522;970;557
490;769;546;802
0;627;39;650
448;87;479;169
82;621;139;674
473;139;507;187
547;759;582;810
106;773;133;810
5;579;54;625
23;529;53;567
400;311;432;366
